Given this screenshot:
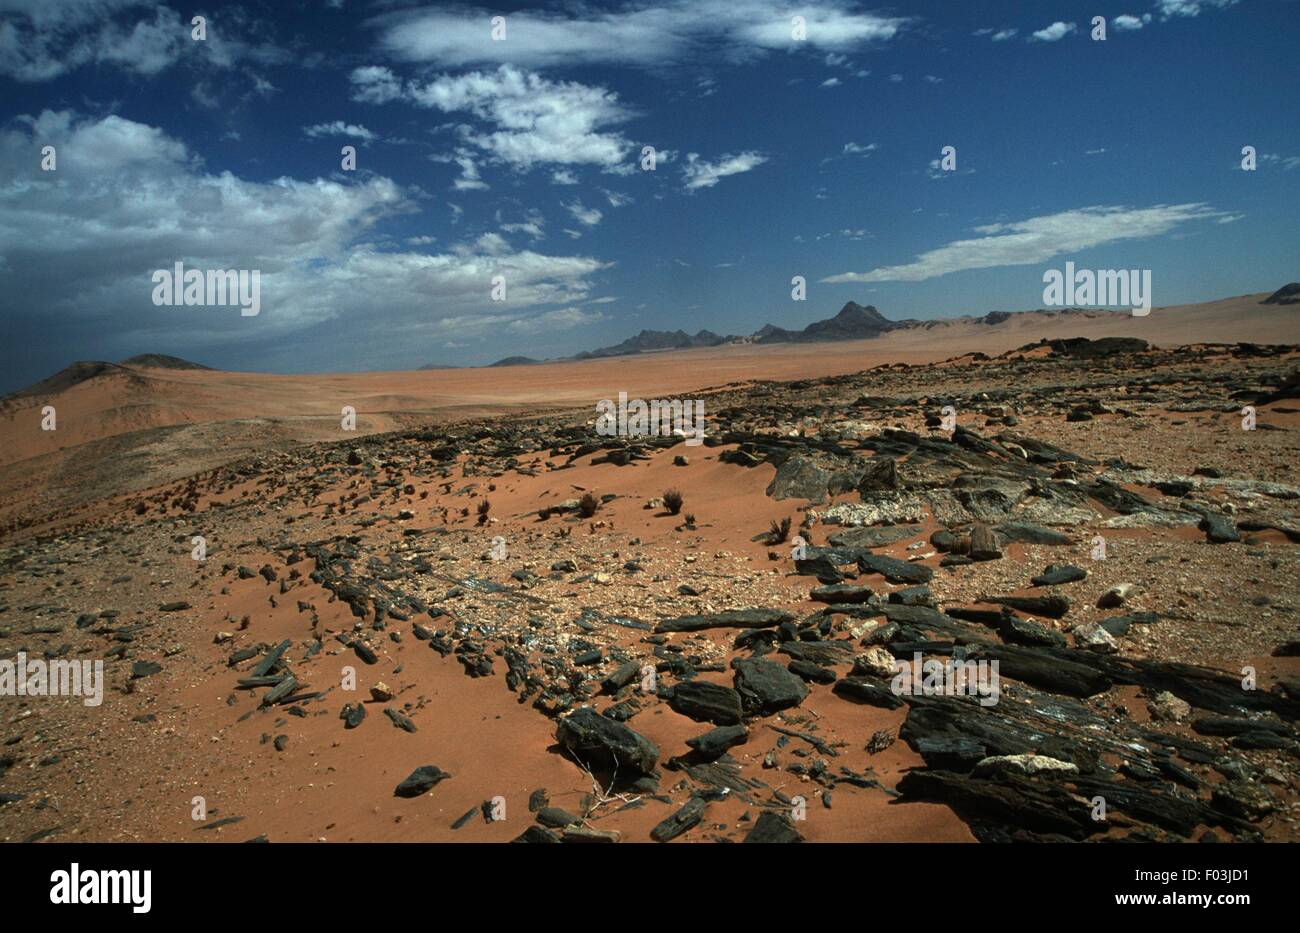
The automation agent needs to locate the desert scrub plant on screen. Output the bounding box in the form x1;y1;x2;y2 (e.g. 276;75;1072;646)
768;516;792;544
476;498;491;525
663;488;684;515
578;491;600;517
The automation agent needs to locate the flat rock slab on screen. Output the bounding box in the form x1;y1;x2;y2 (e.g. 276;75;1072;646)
858;554;933;584
556;707;659;777
810;584;875;604
992;523;1073;546
686;724;749;759
743;811;804;843
826;526;919;549
667;681;744;725
650;795;708;842
979;594;1071;619
655;607;795;634
733;657;809;716
832;676;905;709
1031;564;1087;587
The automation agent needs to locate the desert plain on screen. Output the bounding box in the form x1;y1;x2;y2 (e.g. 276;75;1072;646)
0;290;1297;843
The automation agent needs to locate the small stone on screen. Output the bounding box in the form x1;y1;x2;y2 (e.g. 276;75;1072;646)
1147;691;1191;722
394;765;450;798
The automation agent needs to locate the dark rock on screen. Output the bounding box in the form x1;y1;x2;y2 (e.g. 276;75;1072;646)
992;523;1073;546
556;707;659;778
394;765;451;798
536;806;581;828
667;680;744;725
131;661;162;679
1199;512;1241;544
733;657;809;715
742;811;804;843
1031;564;1087;587
339;703;365;728
655;607;795;633
832;676;905;709
810;583;874;604
857;553;933;584
650;795;708;842
685;724;749;760
384;708;418;732
787;658;837;685
766;455;831;503
979;594;1070;618
999;615;1067;648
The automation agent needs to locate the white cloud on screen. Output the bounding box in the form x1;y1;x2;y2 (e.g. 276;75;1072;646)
303;121;376;140
1031;22;1077;42
564;200;604;226
550;169;578;185
508;306;605;333
842;141;877;156
681;151;767;190
350;65;404;103
1259;153;1300;170
0;1;288;82
822;204;1226;283
992;28;1018;41
451;151;489;190
353;64;632;171
501;221;545;240
0;111;609;359
1113;14;1152;30
820;77;841;87
367;0;907;69
1156;0;1238;18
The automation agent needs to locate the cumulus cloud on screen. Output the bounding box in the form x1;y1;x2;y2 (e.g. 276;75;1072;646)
0;1;288;81
1113;14;1152;30
564;200;604;226
0;111;609;364
507;306;605;333
303;121;376;140
1156;0;1238;18
1030;21;1077;42
367;0;907;69
352;64;632;171
822;204;1227;283
682;150;768;190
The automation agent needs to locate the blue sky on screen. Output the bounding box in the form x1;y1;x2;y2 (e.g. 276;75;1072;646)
1;0;1297;391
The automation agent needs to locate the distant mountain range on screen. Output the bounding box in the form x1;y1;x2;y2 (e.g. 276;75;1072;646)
479;285;1297;367
16;285;1297;392
485;300;1004;366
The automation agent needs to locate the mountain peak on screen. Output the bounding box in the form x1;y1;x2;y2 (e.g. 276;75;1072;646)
1262;283;1300;305
833;301;886;322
